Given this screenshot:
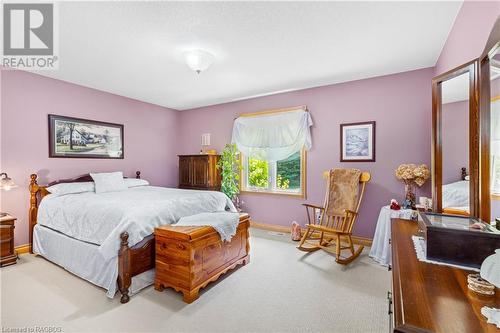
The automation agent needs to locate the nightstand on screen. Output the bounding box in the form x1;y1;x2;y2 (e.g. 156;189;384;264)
1;215;18;267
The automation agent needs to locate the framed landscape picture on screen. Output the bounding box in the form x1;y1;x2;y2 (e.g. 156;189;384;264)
340;121;375;162
48;114;124;159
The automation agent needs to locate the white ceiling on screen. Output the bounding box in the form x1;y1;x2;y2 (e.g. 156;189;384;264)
33;1;463;110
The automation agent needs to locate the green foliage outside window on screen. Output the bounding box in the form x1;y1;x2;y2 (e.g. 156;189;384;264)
277;152;301;189
247;151;301;190
248;158;268;188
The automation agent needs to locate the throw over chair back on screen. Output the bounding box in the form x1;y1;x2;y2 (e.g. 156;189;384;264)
321;169;368;233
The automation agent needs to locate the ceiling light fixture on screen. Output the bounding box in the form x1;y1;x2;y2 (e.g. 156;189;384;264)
184;50;215;74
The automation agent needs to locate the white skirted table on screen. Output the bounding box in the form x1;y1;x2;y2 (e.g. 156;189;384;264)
369;206;413;266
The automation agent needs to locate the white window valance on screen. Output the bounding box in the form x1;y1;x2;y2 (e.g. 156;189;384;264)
231;108;313;161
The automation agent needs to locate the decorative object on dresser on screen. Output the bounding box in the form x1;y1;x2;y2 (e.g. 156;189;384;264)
155;213;250;303
298;169;370;265
178;154;221;191
418;212;500;269
0;172;18;217
369;205;413;267
217;144;241;208
481;249;500;288
391;218;500;333
0;215;18;267
48;114;124;159
340;121;375;162
467;273;495;296
395;163;430;209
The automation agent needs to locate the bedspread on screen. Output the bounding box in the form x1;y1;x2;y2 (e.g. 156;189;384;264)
37;186;236;260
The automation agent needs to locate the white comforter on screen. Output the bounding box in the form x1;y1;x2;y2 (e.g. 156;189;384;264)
442;180;469;209
37;186;236;260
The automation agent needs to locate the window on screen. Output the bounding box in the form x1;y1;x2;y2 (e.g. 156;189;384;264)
241;150;306;197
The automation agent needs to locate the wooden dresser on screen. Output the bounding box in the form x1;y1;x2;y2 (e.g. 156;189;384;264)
1;215;17;267
178;155;221;191
390;218;500;332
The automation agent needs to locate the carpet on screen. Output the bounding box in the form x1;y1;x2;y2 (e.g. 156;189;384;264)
0;228;390;333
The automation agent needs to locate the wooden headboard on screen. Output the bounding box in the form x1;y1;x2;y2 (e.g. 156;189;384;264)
28;171;141;253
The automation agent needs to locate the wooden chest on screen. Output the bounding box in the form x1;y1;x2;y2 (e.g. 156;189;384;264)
418;212;500;268
154;214;250;303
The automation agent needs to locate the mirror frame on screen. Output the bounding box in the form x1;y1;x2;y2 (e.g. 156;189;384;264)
479;18;500;223
431;60;479;216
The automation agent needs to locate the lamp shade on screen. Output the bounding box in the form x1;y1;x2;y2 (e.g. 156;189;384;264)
0;173;17;191
201;133;211;146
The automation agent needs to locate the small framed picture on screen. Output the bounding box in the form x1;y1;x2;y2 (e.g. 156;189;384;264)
48;114;124;159
340;121;376;162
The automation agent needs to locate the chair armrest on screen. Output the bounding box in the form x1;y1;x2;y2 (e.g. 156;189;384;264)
302;203;325;211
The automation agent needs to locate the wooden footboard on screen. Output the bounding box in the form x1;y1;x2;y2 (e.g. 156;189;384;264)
117;232;155;303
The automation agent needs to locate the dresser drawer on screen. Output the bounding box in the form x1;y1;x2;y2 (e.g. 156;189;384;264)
0;225;13;241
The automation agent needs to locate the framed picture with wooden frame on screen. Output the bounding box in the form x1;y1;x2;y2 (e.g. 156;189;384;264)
48;114;124;159
340;121;376;162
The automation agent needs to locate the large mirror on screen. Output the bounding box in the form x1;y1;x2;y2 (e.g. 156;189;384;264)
432;61;478;217
479;18;500;224
441;72;470;215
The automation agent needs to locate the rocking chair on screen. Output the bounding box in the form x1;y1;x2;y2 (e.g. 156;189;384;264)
297;168;371;265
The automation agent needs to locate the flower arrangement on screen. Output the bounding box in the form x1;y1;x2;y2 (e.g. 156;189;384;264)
395;164;430;208
395;164;430;186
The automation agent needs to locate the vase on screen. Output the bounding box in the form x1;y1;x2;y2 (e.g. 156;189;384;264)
404;183;416;209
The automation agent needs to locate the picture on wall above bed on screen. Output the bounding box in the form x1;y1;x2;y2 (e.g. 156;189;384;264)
48;114;124;159
340;121;376;162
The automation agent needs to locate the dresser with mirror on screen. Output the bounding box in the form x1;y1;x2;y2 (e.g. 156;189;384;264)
390;18;500;333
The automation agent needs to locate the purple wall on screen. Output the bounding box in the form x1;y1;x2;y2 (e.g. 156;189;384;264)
441;100;469;184
434;1;500;76
0;69;180;246
178;68;434;238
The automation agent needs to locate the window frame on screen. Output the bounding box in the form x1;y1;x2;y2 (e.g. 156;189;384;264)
239;149;307;198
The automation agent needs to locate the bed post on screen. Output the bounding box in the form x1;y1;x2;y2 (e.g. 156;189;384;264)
136;171;141;179
29;174;40;254
118;232;131;304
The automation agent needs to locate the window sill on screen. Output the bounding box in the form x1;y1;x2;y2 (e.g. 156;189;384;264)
240;189;306;199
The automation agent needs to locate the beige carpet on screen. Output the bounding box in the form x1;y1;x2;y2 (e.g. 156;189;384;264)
1;228;390;333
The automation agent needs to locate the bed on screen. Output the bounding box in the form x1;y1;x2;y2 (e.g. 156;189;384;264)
28;171;246;303
442;167;470;216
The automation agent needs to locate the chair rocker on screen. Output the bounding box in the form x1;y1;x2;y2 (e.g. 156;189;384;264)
297;169;371;265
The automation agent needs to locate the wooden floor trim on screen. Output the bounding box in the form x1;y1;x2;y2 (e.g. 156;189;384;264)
250;221;372;247
15;243;31;254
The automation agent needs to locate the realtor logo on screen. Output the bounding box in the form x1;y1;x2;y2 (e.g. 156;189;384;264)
2;2;58;69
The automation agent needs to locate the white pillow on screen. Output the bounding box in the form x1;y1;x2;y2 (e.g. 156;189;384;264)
47;182;95;195
124;178;150;188
90;172;127;194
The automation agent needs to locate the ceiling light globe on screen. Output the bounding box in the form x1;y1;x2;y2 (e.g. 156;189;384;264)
184;50;215;74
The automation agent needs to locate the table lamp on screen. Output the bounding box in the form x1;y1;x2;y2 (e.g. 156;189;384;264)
0;172;18;217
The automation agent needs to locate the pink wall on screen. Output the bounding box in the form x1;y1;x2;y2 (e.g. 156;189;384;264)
178;68;434;238
442;100;469;184
435;1;500;76
0;69;179;246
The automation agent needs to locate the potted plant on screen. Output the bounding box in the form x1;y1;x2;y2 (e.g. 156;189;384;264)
217;144;242;211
